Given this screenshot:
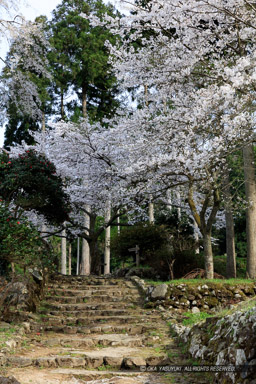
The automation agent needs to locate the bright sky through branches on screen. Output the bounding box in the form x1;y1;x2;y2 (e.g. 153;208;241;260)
0;0;118;146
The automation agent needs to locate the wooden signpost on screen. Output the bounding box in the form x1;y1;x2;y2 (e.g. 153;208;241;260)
128;245;140;267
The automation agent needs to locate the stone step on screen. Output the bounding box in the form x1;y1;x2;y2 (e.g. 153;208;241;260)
42;334;144;348
4;347;169;369
41;302;136;311
8;368;155;384
45;309;132;317
49;278;133;287
47;287;139;296
46;289;139;298
37;315;159;327
45;295;141;304
30;323;160;335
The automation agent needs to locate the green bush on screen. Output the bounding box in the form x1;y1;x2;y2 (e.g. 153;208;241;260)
0;150;70;225
111;222;203;279
214;255;247;278
111;223;167;267
0;203;57;275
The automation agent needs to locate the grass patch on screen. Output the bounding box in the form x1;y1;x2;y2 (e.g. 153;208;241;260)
97;364;114;371
181;311;213;326
145;278;254;286
167;350;180;359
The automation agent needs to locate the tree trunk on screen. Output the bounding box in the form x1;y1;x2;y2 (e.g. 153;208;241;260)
89;213;101;275
61;227;67;275
89;239;101;275
80;89;90;275
61;89;65;120
104;201;111;275
117;209;120;235
223;170;236;278
80;205;90;275
177;190;181;221
42;111;46;132
243;144;256;278
225;209;236;278
68;243;72;275
149;195;154;224
81;239;90;275
82;85;87;118
193;219;200;255
167;189;172;211
76;238;80;276
203;232;214;279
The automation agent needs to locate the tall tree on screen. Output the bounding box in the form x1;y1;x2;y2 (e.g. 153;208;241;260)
48;0;120;122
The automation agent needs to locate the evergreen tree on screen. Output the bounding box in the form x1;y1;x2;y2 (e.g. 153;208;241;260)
48;0;120;122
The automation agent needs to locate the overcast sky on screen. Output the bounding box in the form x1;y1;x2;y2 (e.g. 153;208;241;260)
21;0;62;20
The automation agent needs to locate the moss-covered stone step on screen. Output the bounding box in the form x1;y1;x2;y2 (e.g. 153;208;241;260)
45;309;133;317
42;334;144;348
46;288;140;298
45;294;141;304
36;314;159;327
29;323;160;335
40;302;136;312
49;278;133;287
47;288;139;297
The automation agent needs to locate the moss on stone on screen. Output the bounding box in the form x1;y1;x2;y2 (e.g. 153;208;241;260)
204;297;219;308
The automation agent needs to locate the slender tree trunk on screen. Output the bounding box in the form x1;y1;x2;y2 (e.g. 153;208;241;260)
68;243;72;275
104;201;111;275
225;210;236;278
117;209;120;235
177;190;181;221
80;89;91;275
76;238;80;276
82;85;87;118
167;189;172;211
61;227;67;275
187;182;219;279
145;84;155;225
81;239;90;275
80;205;91;275
193;219;200;255
223;170;236;278
203;232;214;279
61;89;65;120
243;144;256;278
149;194;155;224
42;111;46;132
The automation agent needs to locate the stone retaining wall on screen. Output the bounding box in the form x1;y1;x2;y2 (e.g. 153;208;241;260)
144;281;256;312
172;299;256;384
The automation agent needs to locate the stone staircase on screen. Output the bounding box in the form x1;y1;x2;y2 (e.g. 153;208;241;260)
3;275;211;384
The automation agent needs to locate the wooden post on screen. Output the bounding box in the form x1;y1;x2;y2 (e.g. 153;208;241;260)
68;243;72;275
76;238;80;275
104;201;111;275
61;226;67;275
129;245;140;267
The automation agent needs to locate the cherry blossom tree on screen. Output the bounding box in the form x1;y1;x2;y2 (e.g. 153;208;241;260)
0;2;50;125
90;0;256;278
10;120;141;274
